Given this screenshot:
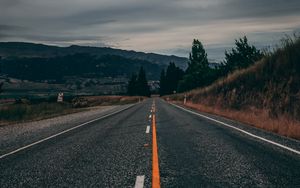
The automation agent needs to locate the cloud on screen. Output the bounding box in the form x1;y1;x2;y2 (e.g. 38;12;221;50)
0;0;299;60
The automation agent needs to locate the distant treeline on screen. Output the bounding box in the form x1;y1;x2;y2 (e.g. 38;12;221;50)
159;36;263;96
0;53;163;82
127;67;151;97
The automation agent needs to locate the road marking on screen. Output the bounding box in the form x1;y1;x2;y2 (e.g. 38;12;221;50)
146;126;150;134
152;113;161;188
0;104;135;160
171;103;300;155
134;175;145;188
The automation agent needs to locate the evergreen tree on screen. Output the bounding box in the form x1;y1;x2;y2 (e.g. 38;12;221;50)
136;67;151;97
159;63;184;96
127;73;137;96
0;61;2;93
127;67;150;97
220;36;263;75
178;39;212;92
159;69;166;96
187;39;209;73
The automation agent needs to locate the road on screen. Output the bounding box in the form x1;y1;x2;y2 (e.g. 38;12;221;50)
0;98;299;187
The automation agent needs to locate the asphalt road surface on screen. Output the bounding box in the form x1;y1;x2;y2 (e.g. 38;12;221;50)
0;98;299;187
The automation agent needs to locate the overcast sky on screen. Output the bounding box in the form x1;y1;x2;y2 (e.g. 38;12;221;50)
1;0;300;61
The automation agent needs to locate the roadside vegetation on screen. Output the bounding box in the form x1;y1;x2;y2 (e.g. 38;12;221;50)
0;102;79;125
0;95;142;126
167;35;300;139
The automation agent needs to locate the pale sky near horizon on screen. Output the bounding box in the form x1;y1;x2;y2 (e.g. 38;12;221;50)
0;0;300;61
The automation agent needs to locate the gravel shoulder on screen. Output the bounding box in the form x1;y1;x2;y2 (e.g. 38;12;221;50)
0;105;131;155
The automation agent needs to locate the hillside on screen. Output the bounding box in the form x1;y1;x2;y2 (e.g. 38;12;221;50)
0;42;188;69
0;53;162;81
0;53;165;96
170;37;300;139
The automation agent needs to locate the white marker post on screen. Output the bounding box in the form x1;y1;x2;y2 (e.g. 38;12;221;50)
57;92;64;103
183;94;187;105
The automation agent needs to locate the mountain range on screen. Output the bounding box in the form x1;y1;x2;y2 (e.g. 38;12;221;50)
0;42;188;95
0;42;188;70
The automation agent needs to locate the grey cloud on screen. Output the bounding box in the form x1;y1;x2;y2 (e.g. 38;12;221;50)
0;0;299;59
0;24;24;31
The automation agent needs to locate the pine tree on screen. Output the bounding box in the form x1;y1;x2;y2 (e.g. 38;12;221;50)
159;63;184;96
0;60;2;93
136;67;151;97
187;39;209;73
159;69;166;96
127;73;137;96
178;39;212;92
221;36;263;75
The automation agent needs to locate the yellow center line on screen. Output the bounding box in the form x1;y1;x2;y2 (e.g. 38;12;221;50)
152;104;161;188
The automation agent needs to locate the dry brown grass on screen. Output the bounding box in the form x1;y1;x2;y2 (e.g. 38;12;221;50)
176;101;300;139
82;95;145;106
0;102;84;126
167;37;300;139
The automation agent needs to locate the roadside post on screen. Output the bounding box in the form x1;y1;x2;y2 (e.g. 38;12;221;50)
184;94;187;105
57;92;64;102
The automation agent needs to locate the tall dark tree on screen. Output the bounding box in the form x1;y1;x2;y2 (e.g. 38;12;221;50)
0;58;2;93
187;39;209;72
127;67;150;97
127;73;138;96
159;69;166;96
136;67;151;97
0;81;2;94
159;63;184;96
178;39;213;92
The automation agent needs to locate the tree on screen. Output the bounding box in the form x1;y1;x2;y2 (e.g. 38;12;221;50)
0;82;3;94
0;58;2;93
159;69;166;96
127;73;138;96
136;67;151;97
178;39;212;92
160;62;184;95
127;67;150;97
220;36;263;75
187;39;209;73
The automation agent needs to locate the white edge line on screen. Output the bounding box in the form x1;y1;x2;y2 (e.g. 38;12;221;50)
0;104;135;159
134;175;145;188
146;126;150;134
170;103;300;155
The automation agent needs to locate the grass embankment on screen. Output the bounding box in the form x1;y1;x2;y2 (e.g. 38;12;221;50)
0;102;81;126
0;95;143;126
80;95;145;106
169;37;300;139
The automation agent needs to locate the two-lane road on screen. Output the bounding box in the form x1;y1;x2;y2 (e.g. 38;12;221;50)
0;98;299;187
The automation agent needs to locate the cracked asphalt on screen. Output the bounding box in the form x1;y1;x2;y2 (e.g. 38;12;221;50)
0;98;299;187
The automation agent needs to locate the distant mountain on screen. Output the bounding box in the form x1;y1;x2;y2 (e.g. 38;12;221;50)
0;42;188;69
0;42;189;95
0;53;165;95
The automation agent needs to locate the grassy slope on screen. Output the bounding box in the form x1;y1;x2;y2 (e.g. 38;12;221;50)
169;37;300;139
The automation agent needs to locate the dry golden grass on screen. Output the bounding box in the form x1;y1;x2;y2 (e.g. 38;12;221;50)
0;102;84;126
0;95;144;126
177;101;300;139
167;37;300;139
82;95;145;106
